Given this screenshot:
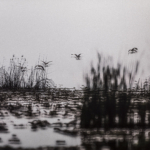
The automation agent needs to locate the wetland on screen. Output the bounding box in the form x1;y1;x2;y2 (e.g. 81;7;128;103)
0;54;150;150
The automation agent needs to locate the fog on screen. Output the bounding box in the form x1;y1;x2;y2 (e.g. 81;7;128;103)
0;0;150;88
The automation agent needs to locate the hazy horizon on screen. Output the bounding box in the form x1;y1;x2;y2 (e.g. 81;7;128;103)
0;0;150;88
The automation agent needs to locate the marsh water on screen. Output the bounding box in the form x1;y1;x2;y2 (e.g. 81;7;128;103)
0;90;82;149
0;89;150;150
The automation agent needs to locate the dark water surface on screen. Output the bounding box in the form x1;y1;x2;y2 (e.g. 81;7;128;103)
0;90;150;150
0;91;81;149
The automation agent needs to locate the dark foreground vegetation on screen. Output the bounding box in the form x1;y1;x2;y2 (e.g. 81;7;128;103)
80;53;150;149
81;53;142;128
1;54;150;150
0;55;55;90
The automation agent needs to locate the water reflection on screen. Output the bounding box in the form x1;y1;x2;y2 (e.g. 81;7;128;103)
0;90;81;149
80;53;150;150
0;54;150;150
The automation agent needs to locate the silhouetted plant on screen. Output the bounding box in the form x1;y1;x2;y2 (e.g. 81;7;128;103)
81;53;140;129
0;55;55;90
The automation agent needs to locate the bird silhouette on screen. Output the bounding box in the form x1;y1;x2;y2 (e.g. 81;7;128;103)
41;61;52;67
128;47;138;54
71;54;82;60
35;65;45;71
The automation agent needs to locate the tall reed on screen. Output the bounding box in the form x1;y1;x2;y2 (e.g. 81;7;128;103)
0;55;55;90
80;53;142;129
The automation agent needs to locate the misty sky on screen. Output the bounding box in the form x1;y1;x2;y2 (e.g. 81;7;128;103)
0;0;150;88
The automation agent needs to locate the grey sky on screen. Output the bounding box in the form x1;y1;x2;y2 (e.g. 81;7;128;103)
0;0;150;88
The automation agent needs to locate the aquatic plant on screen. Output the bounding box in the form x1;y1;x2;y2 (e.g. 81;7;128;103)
81;53;141;129
0;55;55;90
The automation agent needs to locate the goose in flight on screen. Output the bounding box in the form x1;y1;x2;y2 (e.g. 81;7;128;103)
35;65;45;71
128;47;138;54
41;61;52;67
71;54;82;60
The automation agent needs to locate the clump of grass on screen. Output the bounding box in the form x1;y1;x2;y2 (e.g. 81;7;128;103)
81;52;142;129
0;55;55;90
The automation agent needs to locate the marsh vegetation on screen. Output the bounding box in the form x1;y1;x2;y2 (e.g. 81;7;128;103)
0;55;55;90
0;54;150;150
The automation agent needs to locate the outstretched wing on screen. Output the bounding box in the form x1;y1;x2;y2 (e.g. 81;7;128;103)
77;53;81;57
35;65;45;71
42;61;52;65
132;47;138;51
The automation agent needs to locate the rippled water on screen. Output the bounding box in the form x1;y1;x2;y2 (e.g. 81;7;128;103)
1;91;150;150
0;91;82;148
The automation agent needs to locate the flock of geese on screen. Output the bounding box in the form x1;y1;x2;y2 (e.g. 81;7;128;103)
16;48;138;72
33;54;82;71
72;47;138;60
